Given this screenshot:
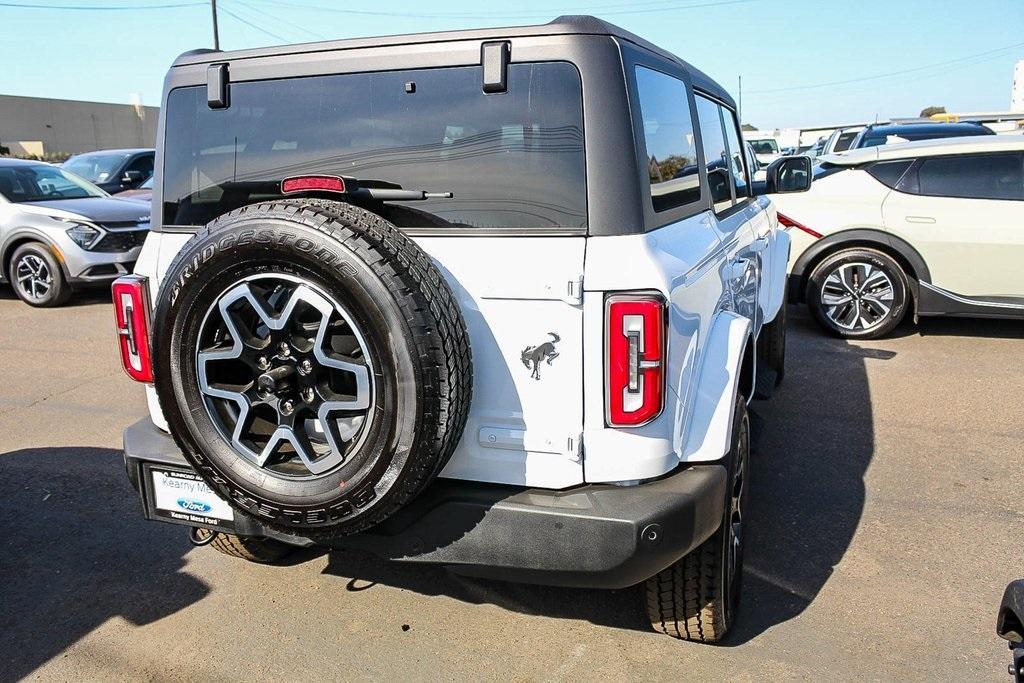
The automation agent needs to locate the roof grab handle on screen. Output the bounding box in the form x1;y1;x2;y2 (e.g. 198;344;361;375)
481;41;510;94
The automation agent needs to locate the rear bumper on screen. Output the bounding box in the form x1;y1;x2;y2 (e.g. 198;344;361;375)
124;417;726;589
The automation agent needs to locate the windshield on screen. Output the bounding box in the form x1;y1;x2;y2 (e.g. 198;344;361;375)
833;131;859;152
64;152;130;183
749;139;779;154
0;164;107;202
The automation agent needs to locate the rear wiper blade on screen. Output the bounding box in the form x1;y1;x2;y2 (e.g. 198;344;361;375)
355;188;452;201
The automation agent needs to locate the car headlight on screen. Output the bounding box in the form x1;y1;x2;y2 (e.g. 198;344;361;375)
65;223;102;250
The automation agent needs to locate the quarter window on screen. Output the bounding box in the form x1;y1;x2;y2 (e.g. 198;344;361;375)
913;153;1023;201
867;160;913;189
634;66;701;212
694;95;733;213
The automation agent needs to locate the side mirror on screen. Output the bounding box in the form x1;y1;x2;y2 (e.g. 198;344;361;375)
122;170;145;185
707;166;732;204
765;155;812;194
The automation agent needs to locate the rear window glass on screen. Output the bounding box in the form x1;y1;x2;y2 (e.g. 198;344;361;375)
162;63;586;230
748;139;778;154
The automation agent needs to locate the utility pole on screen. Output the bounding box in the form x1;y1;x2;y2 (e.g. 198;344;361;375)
738;75;743;124
211;0;221;50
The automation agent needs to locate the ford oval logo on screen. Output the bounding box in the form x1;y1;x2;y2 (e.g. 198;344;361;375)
177;498;212;513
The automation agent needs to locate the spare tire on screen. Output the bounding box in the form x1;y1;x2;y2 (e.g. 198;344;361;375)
152;199;472;538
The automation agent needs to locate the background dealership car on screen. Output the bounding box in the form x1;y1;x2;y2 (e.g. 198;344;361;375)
746;136;782;165
63;148;154;194
848;121;994;149
114;175;153;203
773;136;1024;338
821;126;864;155
0;158;150;306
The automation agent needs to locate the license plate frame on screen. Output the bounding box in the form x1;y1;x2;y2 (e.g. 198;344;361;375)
143;464;236;532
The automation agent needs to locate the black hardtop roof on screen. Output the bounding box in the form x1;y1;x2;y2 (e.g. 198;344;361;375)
172;15;735;108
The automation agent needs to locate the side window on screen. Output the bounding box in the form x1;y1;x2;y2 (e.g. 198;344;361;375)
694;95;733;214
720;107;750;200
126;154;154;180
913;153;1023;201
634;66;701;212
867;160;913;189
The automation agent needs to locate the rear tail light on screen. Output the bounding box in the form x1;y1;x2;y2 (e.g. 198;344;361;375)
777;212;823;239
112;275;153;383
606;294;665;427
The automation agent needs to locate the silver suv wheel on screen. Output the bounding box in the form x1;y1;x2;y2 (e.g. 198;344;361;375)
15;254;52;301
196;274;374;477
820;262;895;332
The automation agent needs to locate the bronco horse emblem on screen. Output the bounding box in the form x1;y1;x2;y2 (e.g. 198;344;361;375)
521;332;560;380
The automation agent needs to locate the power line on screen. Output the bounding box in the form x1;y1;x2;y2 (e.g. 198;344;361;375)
228;0;327;41
0;0;203;8
747;41;1024;95
218;3;289;42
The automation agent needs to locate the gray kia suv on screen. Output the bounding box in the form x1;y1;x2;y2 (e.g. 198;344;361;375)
0;158;151;306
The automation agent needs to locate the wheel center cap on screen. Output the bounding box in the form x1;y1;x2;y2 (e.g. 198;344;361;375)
258;363;295;395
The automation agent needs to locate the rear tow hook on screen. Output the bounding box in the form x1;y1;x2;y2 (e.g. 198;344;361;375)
188;527;217;546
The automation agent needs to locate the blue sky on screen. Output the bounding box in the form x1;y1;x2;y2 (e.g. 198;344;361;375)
1;0;1022;129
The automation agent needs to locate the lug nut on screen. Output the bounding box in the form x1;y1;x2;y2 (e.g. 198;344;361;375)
299;359;313;375
302;387;315;403
256;356;270;370
280;400;295;416
278;342;291;356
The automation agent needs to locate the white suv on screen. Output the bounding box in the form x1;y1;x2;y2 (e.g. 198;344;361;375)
774;136;1024;338
112;16;811;642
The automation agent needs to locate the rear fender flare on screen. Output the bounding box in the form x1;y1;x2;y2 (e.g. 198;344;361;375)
679;311;752;463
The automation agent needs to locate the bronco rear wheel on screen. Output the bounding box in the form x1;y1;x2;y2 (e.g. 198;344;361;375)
153;199;472;538
644;392;750;643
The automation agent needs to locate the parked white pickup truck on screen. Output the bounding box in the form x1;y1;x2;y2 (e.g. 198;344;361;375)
113;15;811;642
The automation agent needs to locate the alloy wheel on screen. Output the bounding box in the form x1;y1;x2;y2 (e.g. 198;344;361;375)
727;414;749;593
196;274;374;478
15;254;52;302
820;262;895;332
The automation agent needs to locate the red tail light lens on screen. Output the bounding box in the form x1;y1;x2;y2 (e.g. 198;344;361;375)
777;212;823;239
112;275;153;383
281;175;347;195
606;294;665;427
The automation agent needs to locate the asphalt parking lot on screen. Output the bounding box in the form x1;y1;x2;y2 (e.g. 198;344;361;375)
1;288;1021;681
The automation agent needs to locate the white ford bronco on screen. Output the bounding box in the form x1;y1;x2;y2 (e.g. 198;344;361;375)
114;16;811;642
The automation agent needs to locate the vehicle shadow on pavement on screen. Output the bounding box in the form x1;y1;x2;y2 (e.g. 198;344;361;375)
726;307;876;645
322;549;652;632
0;447;210;680
318;306;878;638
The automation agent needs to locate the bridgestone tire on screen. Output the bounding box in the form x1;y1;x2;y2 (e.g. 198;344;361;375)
806;248;909;340
152;199;472;538
195;529;296;564
644;392;750;643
